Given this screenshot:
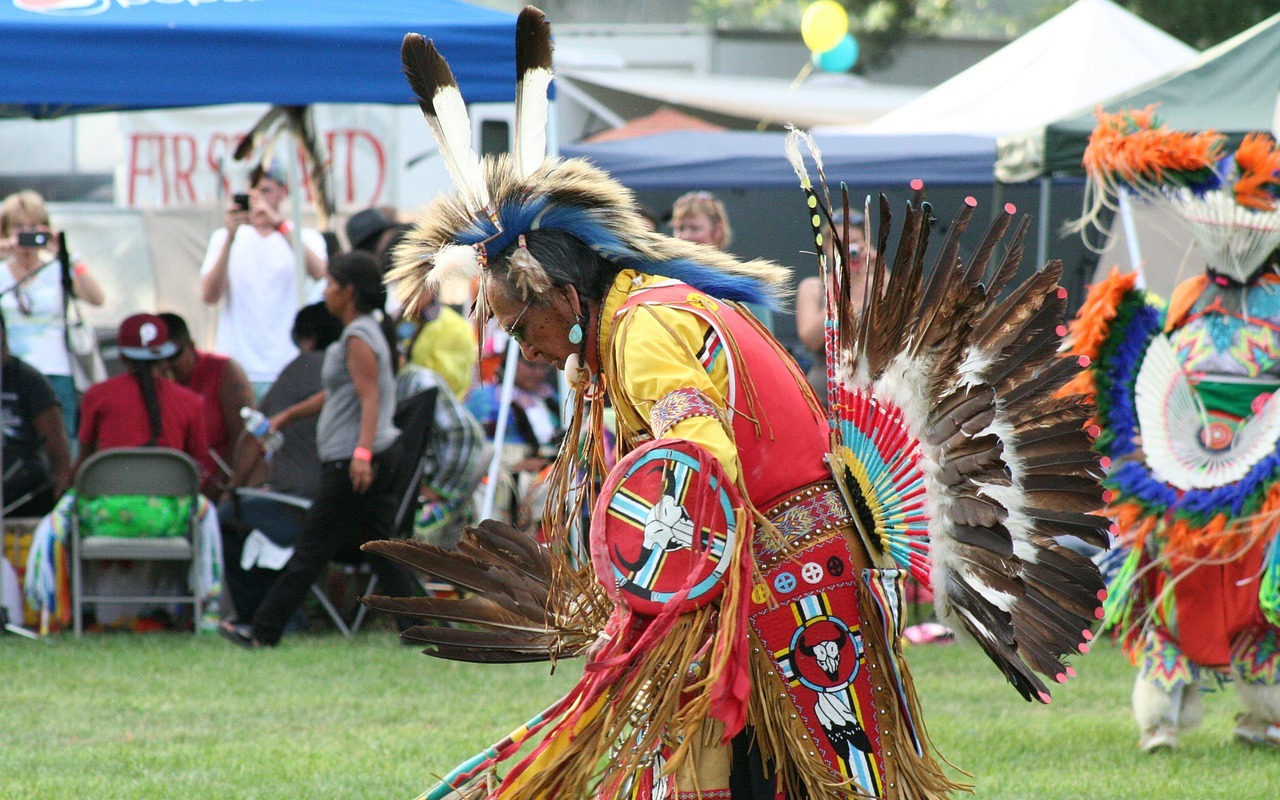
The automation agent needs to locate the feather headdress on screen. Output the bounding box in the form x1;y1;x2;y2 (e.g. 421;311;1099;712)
389;6;789;323
1074;106;1280;284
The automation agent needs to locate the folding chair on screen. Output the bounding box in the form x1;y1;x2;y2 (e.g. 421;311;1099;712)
70;448;202;637
226;385;440;637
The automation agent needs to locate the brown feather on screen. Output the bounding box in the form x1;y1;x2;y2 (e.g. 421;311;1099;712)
962;207;1013;286
973;260;1064;348
361;594;551;631
983;215;1032;300
949;523;1014;557
401;33;455;118
401;626;574;663
947;492;1006;527
925;385;996;446
515;6;553;74
361;539;548;610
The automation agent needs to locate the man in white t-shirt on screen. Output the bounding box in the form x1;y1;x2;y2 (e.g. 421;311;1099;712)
199;163;328;392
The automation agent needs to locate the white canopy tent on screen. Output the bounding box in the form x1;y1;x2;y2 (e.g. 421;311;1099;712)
852;0;1195;138
814;0;1195;269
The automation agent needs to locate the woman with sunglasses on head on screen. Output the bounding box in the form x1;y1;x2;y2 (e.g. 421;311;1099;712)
0;190;105;436
218;251;416;648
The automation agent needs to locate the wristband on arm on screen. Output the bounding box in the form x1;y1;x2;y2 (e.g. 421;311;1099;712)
352;446;373;462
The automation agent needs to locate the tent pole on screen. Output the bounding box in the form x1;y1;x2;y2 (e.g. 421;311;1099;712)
480;340;522;521
286;133;307;307
1118;188;1145;290
1037;176;1051;268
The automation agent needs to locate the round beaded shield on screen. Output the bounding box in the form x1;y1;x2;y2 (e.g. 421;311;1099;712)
590;439;741;616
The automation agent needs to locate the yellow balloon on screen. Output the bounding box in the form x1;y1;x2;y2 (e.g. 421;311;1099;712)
801;1;849;54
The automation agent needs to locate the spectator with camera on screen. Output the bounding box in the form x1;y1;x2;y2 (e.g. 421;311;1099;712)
0;190;105;435
199;162;328;396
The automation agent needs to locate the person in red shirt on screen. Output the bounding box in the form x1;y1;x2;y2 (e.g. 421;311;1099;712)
77;314;207;470
158;312;254;495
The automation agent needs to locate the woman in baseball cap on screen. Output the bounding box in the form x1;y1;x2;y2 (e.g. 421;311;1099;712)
23;314;214;632
76;314;207;467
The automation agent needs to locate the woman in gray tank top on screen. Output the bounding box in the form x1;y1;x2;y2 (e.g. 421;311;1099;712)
219;251;416;648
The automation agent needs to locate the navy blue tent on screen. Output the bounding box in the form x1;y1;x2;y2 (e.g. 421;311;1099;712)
0;0;514;119
562;131;997;189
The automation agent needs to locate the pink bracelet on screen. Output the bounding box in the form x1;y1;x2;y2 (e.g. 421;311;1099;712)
73;262;89;277
276;221;293;236
352;446;373;462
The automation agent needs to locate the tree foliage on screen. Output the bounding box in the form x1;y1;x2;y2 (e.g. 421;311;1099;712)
1116;0;1274;49
693;0;954;68
692;0;1273;59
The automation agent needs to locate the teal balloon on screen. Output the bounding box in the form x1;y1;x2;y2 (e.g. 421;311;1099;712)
812;34;858;73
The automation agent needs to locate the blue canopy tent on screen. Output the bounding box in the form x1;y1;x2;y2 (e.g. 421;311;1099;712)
562;131;998;189
0;0;515;118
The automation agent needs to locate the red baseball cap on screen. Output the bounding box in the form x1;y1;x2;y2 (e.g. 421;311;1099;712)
117;313;178;361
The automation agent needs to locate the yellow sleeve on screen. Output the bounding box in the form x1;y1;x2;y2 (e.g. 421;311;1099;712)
610;303;740;484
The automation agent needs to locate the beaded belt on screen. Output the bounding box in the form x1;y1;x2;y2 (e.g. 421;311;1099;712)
755;481;853;558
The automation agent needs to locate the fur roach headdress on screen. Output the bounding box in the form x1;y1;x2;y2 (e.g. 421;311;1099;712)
1073;106;1280;285
390;6;790;324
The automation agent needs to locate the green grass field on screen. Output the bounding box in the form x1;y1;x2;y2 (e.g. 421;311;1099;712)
1;631;1277;799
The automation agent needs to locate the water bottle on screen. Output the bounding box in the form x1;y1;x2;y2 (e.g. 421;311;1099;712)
240;407;284;458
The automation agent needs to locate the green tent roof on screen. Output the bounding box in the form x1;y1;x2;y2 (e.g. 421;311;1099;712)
997;13;1280;181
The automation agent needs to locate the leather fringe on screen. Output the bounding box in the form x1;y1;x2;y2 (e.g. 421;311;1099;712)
854;580;972;800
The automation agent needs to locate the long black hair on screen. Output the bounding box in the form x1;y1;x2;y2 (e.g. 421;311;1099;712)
123;357;164;446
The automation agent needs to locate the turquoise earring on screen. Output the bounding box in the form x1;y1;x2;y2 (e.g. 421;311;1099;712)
568;323;584;344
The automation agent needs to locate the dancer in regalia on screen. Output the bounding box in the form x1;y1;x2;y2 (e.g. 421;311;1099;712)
363;8;1109;798
1065;107;1280;751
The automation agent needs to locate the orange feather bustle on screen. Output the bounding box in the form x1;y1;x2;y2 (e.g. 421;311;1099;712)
1059;268;1139;402
1082;105;1223;188
1232;132;1280;211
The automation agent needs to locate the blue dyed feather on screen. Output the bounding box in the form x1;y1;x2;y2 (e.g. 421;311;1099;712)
456;198;782;310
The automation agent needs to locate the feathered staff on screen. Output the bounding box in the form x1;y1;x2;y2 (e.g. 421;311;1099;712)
233;104;335;230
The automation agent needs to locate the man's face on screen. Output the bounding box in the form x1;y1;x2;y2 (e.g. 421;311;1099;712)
253;177;287;210
166;340;197;383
